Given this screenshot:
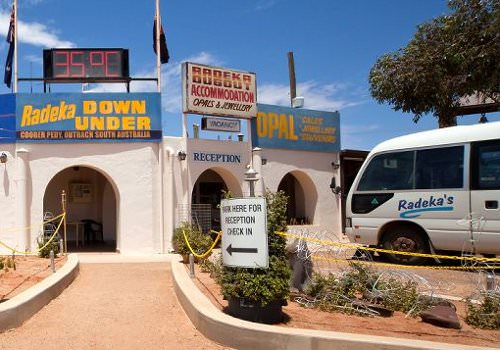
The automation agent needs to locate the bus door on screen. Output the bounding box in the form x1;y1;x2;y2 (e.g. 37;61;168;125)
470;140;500;255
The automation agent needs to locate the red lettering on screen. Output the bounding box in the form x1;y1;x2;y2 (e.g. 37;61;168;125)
192;66;202;83
202;68;212;84
243;75;252;91
90;51;105;77
105;51;120;77
213;70;223;86
54;51;70;77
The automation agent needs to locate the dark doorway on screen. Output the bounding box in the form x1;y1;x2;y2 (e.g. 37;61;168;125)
44;166;117;252
191;169;228;232
340;149;369;233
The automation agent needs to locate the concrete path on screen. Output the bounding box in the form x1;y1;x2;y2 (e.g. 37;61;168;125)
0;254;231;350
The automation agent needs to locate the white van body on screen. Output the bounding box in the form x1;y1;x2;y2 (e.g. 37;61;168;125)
345;122;500;263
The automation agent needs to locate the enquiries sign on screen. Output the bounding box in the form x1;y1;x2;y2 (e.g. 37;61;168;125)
220;197;268;268
182;62;257;119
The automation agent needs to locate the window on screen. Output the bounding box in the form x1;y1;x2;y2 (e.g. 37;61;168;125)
473;140;500;190
415;146;464;189
357;146;464;191
357;151;414;191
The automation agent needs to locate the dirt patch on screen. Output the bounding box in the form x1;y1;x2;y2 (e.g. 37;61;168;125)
191;263;499;348
0;255;67;302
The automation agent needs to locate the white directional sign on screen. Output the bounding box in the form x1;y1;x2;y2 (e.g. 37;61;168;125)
220;197;268;268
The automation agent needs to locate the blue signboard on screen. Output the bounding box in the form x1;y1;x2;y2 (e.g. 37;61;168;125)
251;104;340;152
16;93;162;142
0;94;16;143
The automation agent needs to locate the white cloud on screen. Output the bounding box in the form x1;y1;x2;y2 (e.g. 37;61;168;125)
255;0;280;11
258;81;362;112
0;10;74;48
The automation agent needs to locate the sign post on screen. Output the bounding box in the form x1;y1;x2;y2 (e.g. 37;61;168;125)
220;197;268;268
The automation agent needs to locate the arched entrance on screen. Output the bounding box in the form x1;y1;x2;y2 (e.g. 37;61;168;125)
191;168;242;233
43;166;117;252
278;171;317;225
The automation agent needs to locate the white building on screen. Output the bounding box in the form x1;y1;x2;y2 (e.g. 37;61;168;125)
0;71;343;255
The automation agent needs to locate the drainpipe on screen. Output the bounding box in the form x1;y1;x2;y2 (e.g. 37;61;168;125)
163;147;175;252
16;148;29;252
159;142;165;254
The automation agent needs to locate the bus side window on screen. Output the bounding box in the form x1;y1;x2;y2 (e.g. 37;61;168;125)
476;141;500;190
415;146;464;189
358;151;414;191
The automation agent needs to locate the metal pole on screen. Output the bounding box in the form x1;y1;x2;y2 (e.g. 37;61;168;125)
287;52;297;107
249;181;255;198
61;190;67;254
189;253;195;278
13;0;18;93
155;0;162;93
49;250;55;273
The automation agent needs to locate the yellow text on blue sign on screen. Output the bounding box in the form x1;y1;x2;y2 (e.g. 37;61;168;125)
21;99;151;130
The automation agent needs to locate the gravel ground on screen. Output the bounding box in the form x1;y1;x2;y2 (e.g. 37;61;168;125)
0;262;232;350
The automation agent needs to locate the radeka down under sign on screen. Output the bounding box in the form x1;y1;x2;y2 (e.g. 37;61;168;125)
220;197;268;269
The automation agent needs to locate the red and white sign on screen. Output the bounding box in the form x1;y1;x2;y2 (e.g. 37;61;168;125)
182;62;257;119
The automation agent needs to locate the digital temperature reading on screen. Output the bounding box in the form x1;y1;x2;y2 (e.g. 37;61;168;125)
43;48;129;82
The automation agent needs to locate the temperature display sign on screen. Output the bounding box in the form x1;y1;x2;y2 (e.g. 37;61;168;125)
43;48;129;82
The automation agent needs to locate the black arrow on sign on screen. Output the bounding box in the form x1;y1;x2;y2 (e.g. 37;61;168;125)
226;244;258;256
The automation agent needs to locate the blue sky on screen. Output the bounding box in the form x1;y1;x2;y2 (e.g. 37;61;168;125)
0;0;498;150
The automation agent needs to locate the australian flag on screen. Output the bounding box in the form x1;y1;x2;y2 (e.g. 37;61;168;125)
4;6;14;88
153;16;169;64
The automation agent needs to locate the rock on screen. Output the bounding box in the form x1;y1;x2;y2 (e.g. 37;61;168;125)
420;305;461;329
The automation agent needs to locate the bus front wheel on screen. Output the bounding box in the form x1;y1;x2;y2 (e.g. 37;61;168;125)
381;227;429;265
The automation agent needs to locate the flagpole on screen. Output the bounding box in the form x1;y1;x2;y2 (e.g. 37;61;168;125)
13;0;18;93
155;0;161;93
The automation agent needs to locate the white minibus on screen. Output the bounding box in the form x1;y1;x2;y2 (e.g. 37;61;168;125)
345;122;500;264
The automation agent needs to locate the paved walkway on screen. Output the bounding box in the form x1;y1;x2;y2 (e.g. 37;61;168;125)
0;254;231;350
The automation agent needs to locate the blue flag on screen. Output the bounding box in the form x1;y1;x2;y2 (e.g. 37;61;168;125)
4;6;14;88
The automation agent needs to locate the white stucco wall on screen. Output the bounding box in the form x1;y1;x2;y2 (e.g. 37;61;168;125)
259;148;342;238
0;136;342;255
0;142;162;255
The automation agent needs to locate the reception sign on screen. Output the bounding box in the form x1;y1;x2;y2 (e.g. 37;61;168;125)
182;62;257;119
251;104;341;152
16;93;162;142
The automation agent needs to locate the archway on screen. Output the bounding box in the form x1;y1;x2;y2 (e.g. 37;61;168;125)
278;171;317;225
43;166;117;252
191;168;242;232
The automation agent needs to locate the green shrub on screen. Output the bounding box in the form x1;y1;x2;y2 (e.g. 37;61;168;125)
37;233;60;258
219;191;291;306
466;292;500;330
172;222;213;259
302;263;435;317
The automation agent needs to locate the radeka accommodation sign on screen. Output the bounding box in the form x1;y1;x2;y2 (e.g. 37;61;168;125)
251;104;341;152
182;62;257;119
16;93;162;142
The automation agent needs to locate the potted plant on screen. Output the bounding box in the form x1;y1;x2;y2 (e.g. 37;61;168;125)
173;222;213;263
218;191;291;324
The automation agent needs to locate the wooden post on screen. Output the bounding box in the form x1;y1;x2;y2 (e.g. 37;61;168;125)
287;52;297;107
61;190;67;254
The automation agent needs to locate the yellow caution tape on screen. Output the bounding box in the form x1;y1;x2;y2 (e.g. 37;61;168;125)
0;213;65;255
182;229;222;259
312;255;498;271
275;231;500;263
0;212;66;234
